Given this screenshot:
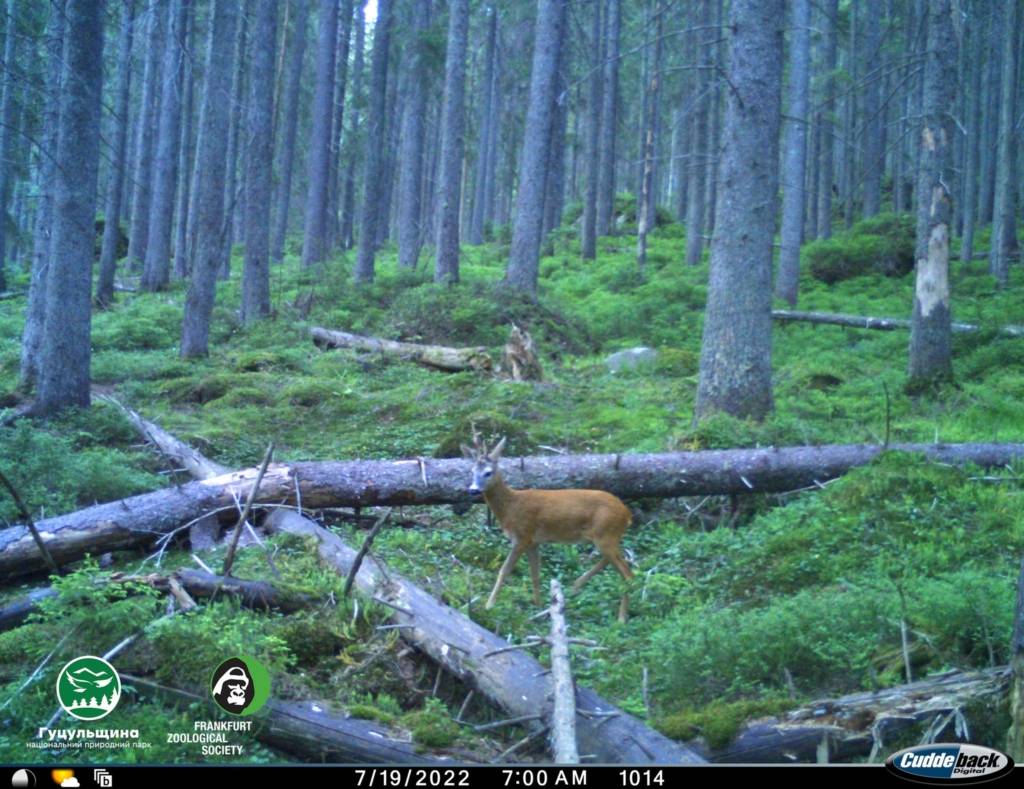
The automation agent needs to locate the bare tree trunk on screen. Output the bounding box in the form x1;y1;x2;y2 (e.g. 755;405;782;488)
353;0;393;282
469;7;499;246
505;0;567;296
326;0;354;250
33;0;106;416
908;0;957;388
173;2;196;280
816;0;837;239
141;0;190;292
396;0;430;269
340;3;365;251
542;54;569;242
595;0;619;236
694;0;782;422
0;0;19;291
861;2;883;217
180;0;239;358
126;3;165;273
841;1;857;230
19;0;64;389
805;112;819;239
635;1;662;272
218;2;250;279
1009;558;1024;761
96;0;135;307
959;4;984;265
989;0;1018;288
580;1;602;259
434;0;470;283
775;0;811;305
240;0;279;323
684;0;710;267
270;0;310;264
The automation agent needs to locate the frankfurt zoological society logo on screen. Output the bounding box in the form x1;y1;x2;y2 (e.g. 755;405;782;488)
55;656;121;721
210;656;270;716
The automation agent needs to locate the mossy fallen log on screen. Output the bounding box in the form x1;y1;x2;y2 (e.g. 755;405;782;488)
2;442;1022;579
311;327;493;372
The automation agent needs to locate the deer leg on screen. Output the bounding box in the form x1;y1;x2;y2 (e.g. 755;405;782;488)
485;543;526;609
527;546;541;605
605;548;634;624
571;557;609;593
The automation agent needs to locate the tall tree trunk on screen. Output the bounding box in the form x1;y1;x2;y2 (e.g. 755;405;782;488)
396;0;431;269
635;1;662;271
469;6;499;246
861;2;883;217
353;0;393;283
326;0;354;251
240;0;279;323
180;0;239;358
694;0;783;422
504;0;567;296
816;0;837;239
542;52;569;242
33;0;106;415
300;0;338;269
595;0;620;236
20;0;64;390
989;0;1018;288
684;0;711;267
959;3;984;264
434;0;470;283
340;3;365;251
805;112;819;239
173;2;196;280
703;0;723;237
580;0;602;259
908;0;957;387
0;0;19;291
219;2;250;279
376;69;401;248
141;0;190;292
96;0;136;308
841;1;857;229
126;3;165;273
775;0;811;305
977;8;999;225
271;0;310;264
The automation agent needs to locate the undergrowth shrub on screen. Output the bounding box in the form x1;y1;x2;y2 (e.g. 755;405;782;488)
805;213;915;284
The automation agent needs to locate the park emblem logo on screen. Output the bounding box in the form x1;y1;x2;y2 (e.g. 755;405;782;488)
210;656;270;715
55;656;121;721
885;743;1014;784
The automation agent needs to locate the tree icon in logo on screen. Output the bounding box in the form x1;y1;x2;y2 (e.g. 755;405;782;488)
210;656;270;715
56;656;121;721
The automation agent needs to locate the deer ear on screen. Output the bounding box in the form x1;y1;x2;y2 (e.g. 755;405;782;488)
489;436;507;461
460;443;474;459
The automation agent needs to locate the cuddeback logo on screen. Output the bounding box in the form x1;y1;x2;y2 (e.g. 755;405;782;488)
885;744;1014;784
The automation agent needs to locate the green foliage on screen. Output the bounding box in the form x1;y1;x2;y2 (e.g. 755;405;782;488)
654;697;794;749
804;213;915;284
401;697;461;748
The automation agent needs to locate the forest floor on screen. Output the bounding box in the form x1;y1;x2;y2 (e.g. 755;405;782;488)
1;216;1023;762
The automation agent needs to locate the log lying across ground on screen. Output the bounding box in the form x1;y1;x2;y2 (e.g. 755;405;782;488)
2;442;1023;579
773;309;1024;337
699;666;1011;763
312;327;493;372
265;509;704;764
125;674;452;763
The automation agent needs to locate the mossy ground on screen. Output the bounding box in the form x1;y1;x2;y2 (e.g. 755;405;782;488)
0;217;1022;762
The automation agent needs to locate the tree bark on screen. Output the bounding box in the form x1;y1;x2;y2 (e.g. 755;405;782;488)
179;0;239;358
547;579;579;764
1009;558;1024;761
988;0;1018;288
141;0;190;292
694;0;783;422
816;0;837;239
908;0;957;388
20;0;65;389
218;1;250;280
861;3;883;218
311;327;492;372
353;0;392;282
434;0;470;283
240;0;279;323
173;2;195;280
33;0;106;416
595;0;620;236
5;441;1023;580
635;2;662;272
0;0;19;292
326;0;354;250
396;0;431;269
542;52;569;243
126;3;165;273
270;0;310;264
959;5;983;266
772;309;1024;337
580;1;602;259
505;0;567;296
683;1;710;268
264;508;705;764
775;0;811;305
340;3;365;251
469;7;499;247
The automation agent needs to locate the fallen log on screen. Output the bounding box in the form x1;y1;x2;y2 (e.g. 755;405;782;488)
99;394;229;480
3;442;1023;579
124;674;452;763
0;586;58;631
772;309;1024;337
695;666;1010;763
547;580;578;764
312;327;493;373
264;508;704;764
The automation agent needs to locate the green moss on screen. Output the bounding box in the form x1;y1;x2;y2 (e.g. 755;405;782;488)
401;698;461;749
655;697;795;749
804;213;915;284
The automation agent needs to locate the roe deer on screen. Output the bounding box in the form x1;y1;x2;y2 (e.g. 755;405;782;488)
463;433;634;622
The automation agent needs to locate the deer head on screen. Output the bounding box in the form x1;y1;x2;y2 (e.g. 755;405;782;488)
462;429;506;496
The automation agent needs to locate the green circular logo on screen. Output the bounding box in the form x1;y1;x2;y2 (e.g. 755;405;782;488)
210;656;270;716
56;656;122;721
